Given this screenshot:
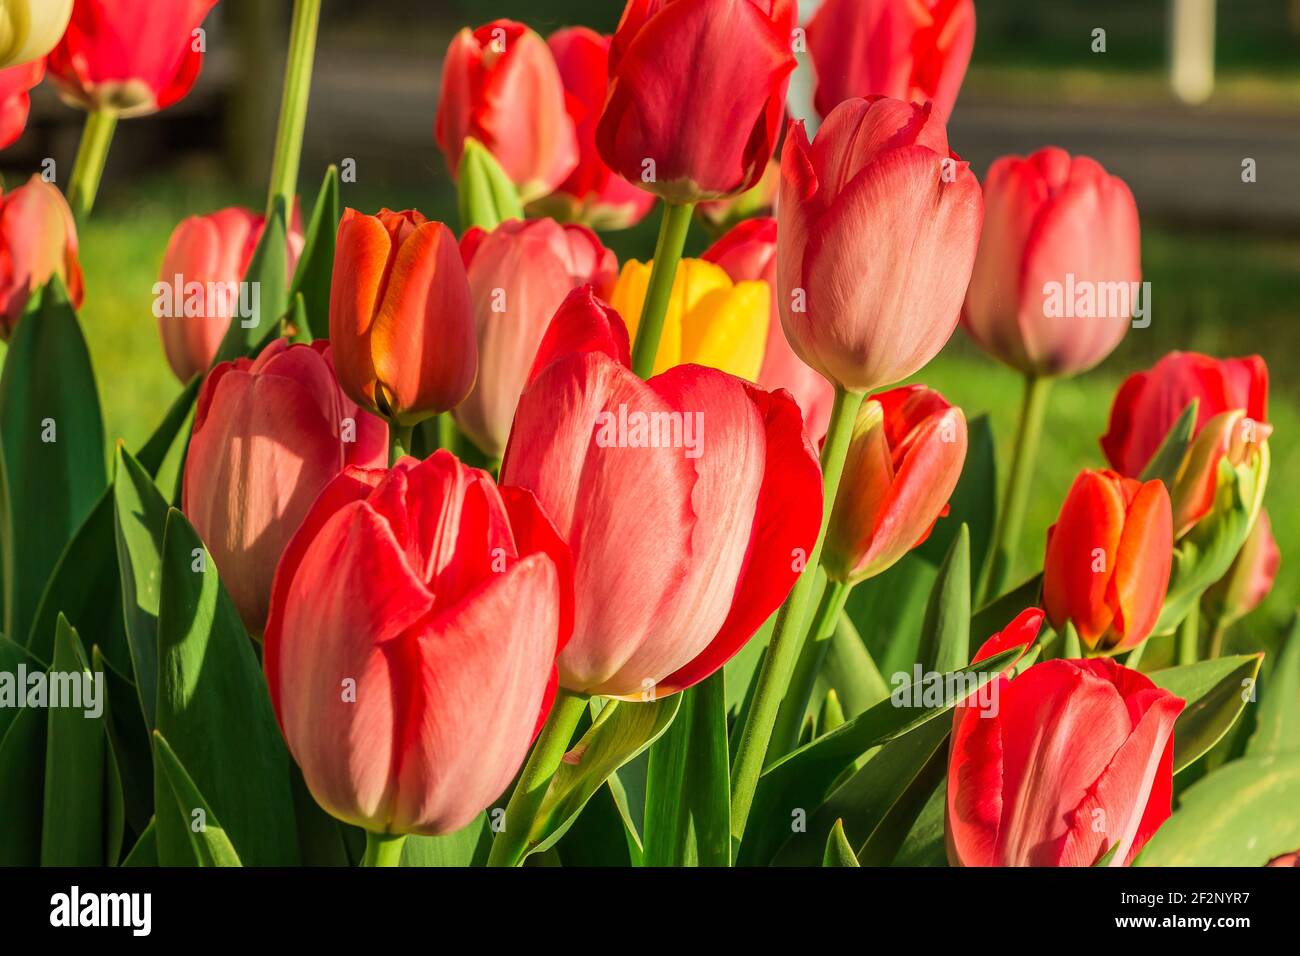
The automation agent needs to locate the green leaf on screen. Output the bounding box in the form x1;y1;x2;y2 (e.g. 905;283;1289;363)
401;816;492;867
918;416;995;583
290;165;341;338
643;670;730;866
0;634;40;741
845;552;937;678
552;783;641;867
120;819;158;867
212;201;290;364
1136;753;1300;865
41;615;108;865
893;778;948;867
918;524;970;673
822;819;859;867
1139;400;1198;489
152;731;242;866
1247;613;1300;758
525;695;681;860
93;646;153;835
457;137;524;232
822;613;889;719
112;445;171;726
0;657;45;865
136;374;201;478
817;688;845;734
0;278;106;645
154;508;299;865
1149;654;1264;773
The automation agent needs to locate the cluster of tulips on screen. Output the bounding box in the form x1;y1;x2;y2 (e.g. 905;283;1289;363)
0;0;1290;869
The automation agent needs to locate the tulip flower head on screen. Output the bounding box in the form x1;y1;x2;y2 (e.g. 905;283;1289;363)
329;208;478;427
0;57;44;148
823;385;967;583
1043;469;1173;655
263;451;572;836
0;175;84;339
0;0;72;70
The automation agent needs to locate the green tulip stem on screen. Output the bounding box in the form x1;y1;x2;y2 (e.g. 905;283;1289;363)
1125;638;1149;670
1063;621;1082;659
265;0;321;219
389;423;414;465
729;386;866;853
981;374;1053;605
1207;618;1228;659
629;201;696;379
486;689;588;867
67;109;118;223
770;577;852;754
1178;603;1201;665
361;831;406;867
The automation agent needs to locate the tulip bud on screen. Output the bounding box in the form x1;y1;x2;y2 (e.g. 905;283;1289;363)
328;208;477;426
0;0;72;69
778;97;983;394
0;175;83;339
1170;409;1272;537
453;217;617;459
263;451;572;836
596;0;797;203
156;205;306;383
183;339;387;635
47;0;217;117
435;20;578;205
1203;511;1280;628
947;657;1184;866
962;147;1142;378
0;58;44;148
823;386;967;583
1043;469;1173;655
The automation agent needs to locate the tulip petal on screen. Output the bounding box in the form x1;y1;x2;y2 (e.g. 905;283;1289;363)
1108;479;1173;649
1043;471;1125;643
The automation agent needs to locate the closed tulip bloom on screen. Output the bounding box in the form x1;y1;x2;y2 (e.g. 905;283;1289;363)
156;205;305;383
0;175;83;339
0;0;72;69
0;58;44;148
962;147;1142;378
183;339;387;635
610;256;770;381
329;208;477;426
947;656;1184;866
1043;469;1173;655
263;451;572;836
778;97;983;394
596;0;798;203
807;0;975;120
1101;351;1268;479
47;0;216;117
534;27;655;230
702;217;834;438
502;286;822;699
453;217;617;459
1203;510;1279;628
435;20;578;204
823;385;967;583
1167;408;1271;537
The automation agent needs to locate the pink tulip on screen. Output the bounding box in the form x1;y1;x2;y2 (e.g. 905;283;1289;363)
502;286;823;699
263;451;572;836
183;339;387;635
0;59;45;149
778;97;983;394
962;147;1142;377
156;205;305;383
0;175;84;339
454;218;617;458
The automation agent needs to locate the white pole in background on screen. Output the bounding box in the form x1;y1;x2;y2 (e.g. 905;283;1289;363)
1169;0;1217;104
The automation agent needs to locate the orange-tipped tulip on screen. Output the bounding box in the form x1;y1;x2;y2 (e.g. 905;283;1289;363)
1043;469;1173;655
823;385;967;583
263;451;572;836
435;20;578;204
0;175;83;339
183;339;387;635
778;97;982;394
0;58;44;148
329;208;477;426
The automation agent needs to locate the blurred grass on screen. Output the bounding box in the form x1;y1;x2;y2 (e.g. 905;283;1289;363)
16;168;1297;647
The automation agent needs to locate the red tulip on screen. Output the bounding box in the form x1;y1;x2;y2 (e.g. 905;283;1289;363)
329;208;477;426
823;385;967;582
0;175;84;339
502;286;822;699
701;217;834;439
1043;469;1173;655
806;0;975;120
1101;351;1268;479
263;451;572;836
1204;510;1280;627
435;20;578;204
156;205;305;383
778;97;982;393
596;0;798;203
947;655;1184;866
0;59;44;149
536;28;656;230
47;0;217;117
453;218;617;460
183;339;387;635
962;147;1142;378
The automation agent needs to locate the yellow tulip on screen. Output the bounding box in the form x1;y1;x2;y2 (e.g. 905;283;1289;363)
0;0;73;70
610;258;769;380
